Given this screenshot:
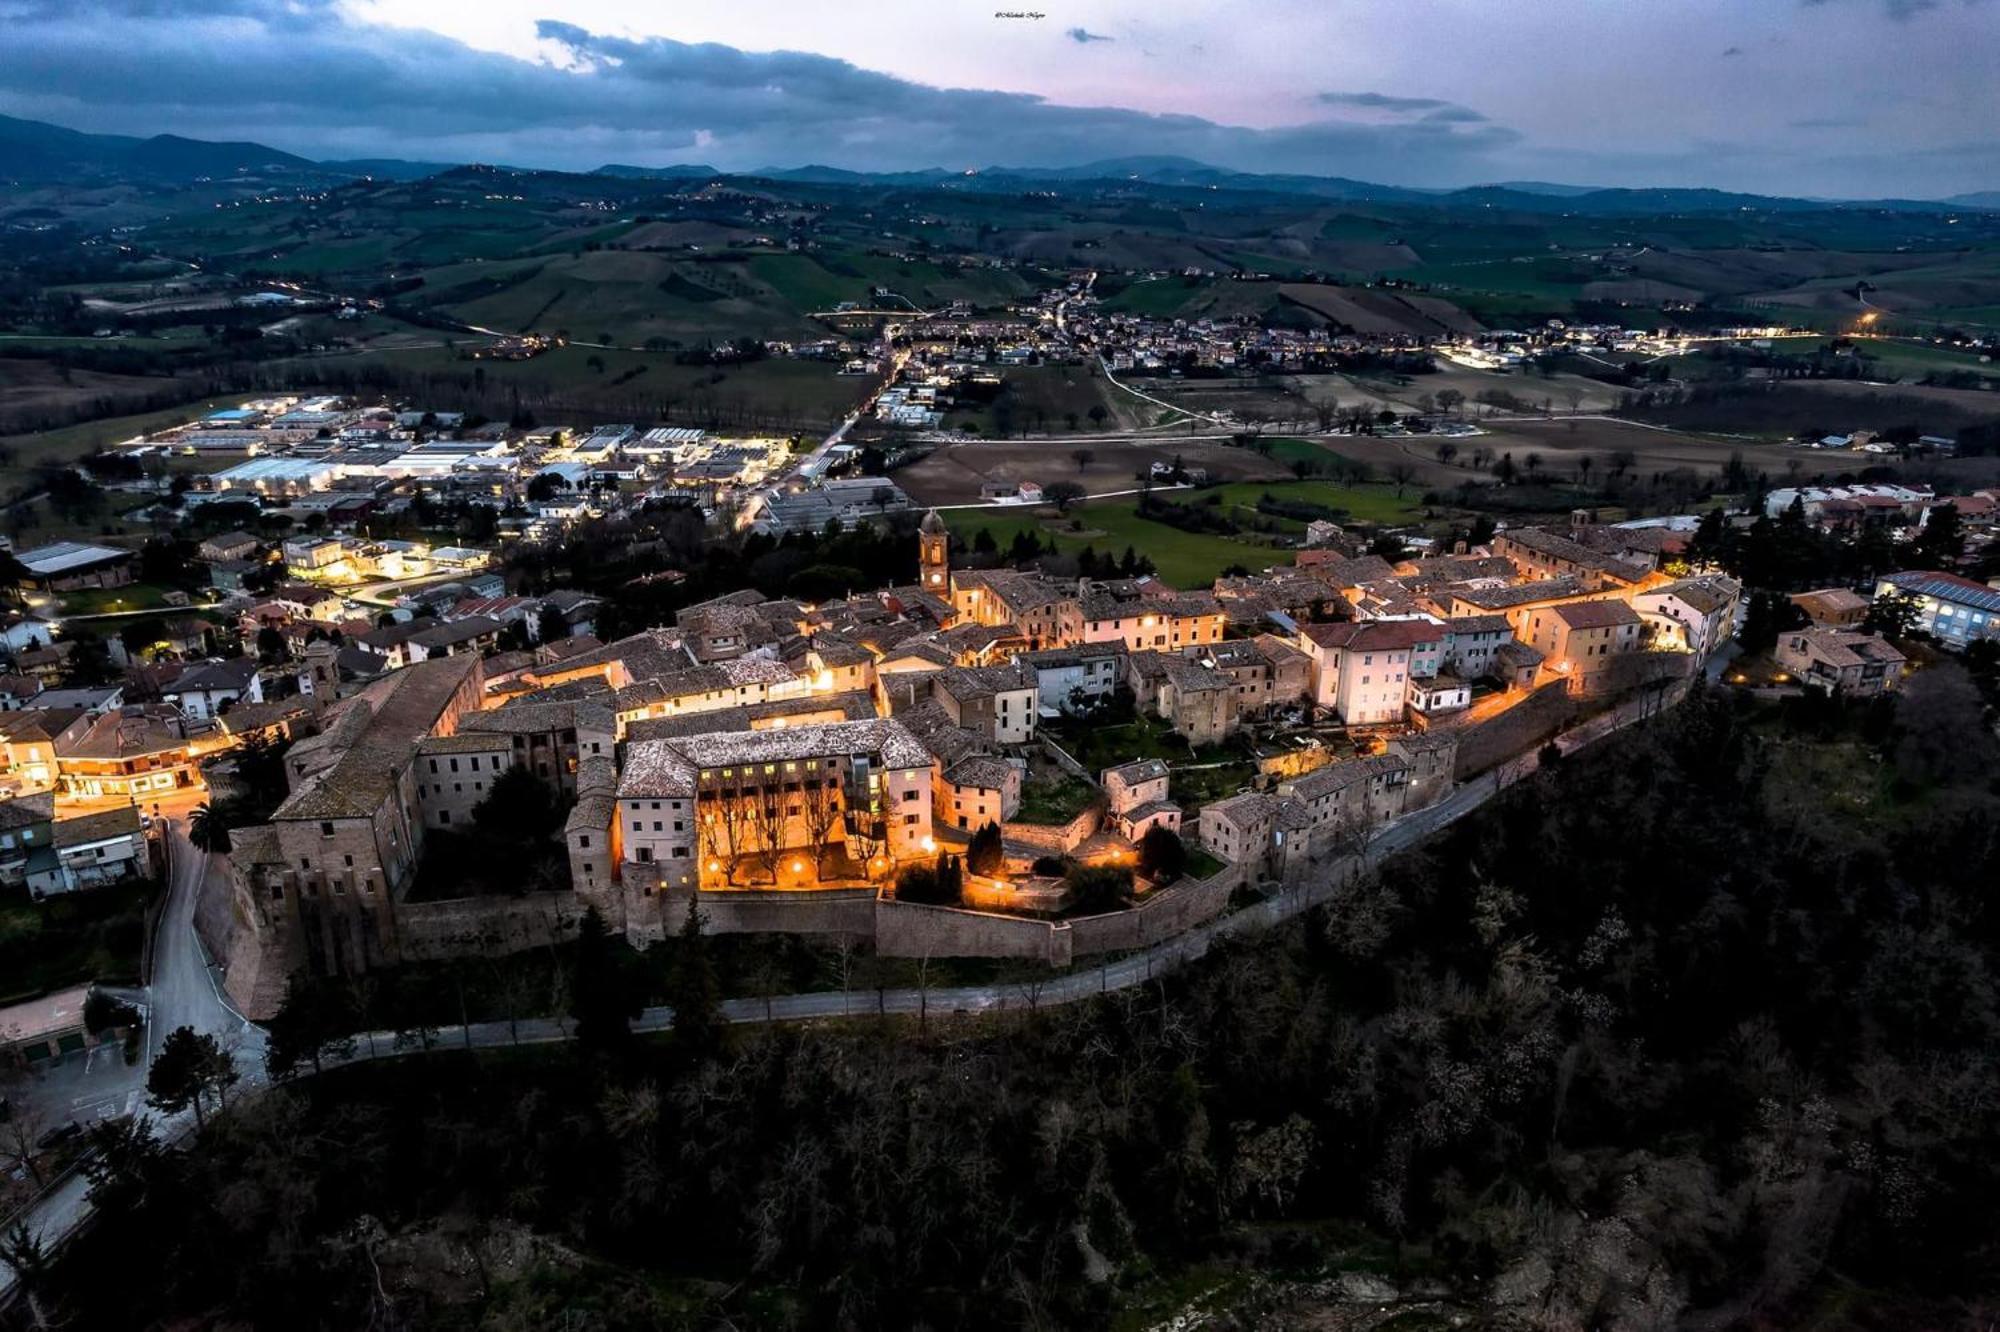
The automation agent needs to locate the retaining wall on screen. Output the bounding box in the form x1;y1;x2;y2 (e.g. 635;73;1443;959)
1450;683;1577;779
394;890;585;962
875;897;1071;965
1067;867;1241;957
1003;804;1101;856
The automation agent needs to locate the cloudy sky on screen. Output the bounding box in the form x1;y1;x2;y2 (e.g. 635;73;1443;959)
2;0;1996;197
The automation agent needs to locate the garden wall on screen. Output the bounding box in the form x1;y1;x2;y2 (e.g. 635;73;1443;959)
1003;805;1101;856
1067;868;1241;957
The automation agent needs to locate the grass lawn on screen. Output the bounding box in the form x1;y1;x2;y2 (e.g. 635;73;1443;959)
1042;715;1194;774
1014;776;1100;826
58;583;174;616
1185;847;1226;880
1171;761;1259;810
1043;715;1258;812
1854;339;2000;382
0;879;155;1006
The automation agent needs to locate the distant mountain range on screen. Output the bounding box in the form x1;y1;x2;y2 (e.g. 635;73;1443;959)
0;112;320;183
0;112;1992;217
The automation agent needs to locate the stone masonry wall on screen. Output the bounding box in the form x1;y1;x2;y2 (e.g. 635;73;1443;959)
394;890;586;962
1067;868;1241;957
874;897;1071;965
1002;804;1101;856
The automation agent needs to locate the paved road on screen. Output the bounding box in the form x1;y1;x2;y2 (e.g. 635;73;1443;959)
0;808;263;1297
0;682;1678;1301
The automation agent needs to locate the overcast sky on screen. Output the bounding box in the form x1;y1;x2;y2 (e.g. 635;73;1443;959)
1;0;1995;197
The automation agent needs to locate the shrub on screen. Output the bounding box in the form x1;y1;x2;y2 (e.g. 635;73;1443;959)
965;823;1004;877
895;853;964;906
1136;826;1188;883
1067;865;1133;915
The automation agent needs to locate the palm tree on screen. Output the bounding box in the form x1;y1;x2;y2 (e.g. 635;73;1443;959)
187;802;231;854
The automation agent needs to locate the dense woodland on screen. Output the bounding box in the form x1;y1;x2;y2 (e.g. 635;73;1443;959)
5;671;1997;1330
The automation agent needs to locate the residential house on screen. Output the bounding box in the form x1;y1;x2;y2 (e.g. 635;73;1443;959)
162;658;264;722
0;708;90;796
199;530;262;563
1196;792;1310;884
1873;570;2000;646
1791;587;1871;628
1102;758;1181;841
35;806;148;897
405;615;504;663
1439;613;1515;682
1775;628;1905;696
0;791;54;887
0;674;41;711
1634;575;1740;659
1079;591;1226;654
55;706;199;803
932;665;1037;744
1019;642;1126;715
1297;618;1441;725
1521;599;1643;692
1276;753;1413;857
1127;651;1239;744
938;754;1022;831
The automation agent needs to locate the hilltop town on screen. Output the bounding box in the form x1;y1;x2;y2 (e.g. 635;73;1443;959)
6;421;1992;1029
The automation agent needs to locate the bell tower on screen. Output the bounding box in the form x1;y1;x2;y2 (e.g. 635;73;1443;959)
918;509;950;593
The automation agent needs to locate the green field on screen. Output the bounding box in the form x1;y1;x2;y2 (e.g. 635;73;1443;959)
953;497;1283;587
0;400;224;501
271;344;870;430
1200;478;1427;526
947;472;1430;587
945;363;1133;434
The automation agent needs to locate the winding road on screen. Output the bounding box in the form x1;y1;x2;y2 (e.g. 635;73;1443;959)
0;809;262;1297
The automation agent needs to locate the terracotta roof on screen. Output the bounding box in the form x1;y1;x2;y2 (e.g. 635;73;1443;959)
1553;600;1640;630
1300;618;1442;652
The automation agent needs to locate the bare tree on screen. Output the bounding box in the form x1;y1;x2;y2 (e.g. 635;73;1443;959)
707;785;756;886
0;1100;50;1189
1387;462;1420;497
799;772;845;880
1070;447;1096;473
744;778;788;886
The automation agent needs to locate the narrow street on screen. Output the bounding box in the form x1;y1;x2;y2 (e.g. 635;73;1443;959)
1;806;263;1293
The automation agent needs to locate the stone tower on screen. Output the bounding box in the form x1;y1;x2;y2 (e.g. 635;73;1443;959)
301;639;341;712
918;508;950;593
